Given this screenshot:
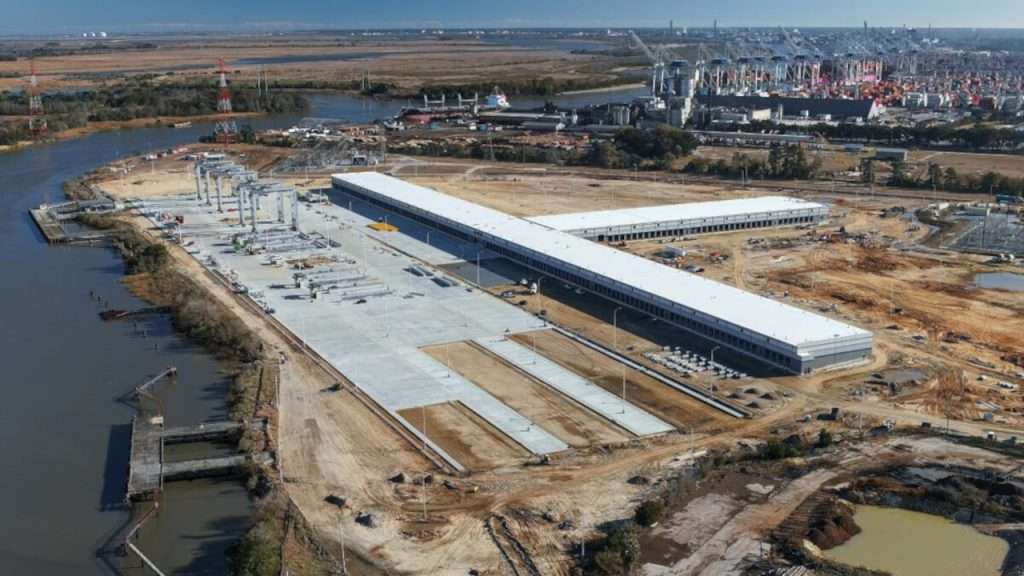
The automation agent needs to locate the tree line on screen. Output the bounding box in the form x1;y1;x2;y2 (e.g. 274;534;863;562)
888;161;1024;196
678;145;1023;197
390;126;699;170
411;75;629;99
718;119;1024;152
0;79;308;144
684;145;821;180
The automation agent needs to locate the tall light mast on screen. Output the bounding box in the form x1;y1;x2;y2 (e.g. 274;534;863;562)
27;59;47;138
215;58;238;144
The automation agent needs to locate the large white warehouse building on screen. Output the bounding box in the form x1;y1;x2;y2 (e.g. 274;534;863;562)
528;196;829;241
332;173;872;374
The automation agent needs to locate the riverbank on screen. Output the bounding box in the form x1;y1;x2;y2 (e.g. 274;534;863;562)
0;124;302;574
558;82;646;95
0;112;264;154
73;173;397;573
62;112;262;140
73;201;344;574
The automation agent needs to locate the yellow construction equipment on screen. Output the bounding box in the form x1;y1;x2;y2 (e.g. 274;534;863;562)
368;222;398;232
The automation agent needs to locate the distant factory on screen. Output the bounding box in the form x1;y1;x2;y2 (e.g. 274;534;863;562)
697;94;881;123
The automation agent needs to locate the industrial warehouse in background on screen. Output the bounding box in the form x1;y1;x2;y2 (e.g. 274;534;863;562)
528;196;829;241
333;173;873;375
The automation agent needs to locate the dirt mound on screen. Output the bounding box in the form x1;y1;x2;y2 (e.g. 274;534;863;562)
807;499;860;550
855;247;905;273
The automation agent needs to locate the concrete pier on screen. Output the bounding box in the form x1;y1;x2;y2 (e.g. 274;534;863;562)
126;415;268;501
126;414;164;500
29;202;116;244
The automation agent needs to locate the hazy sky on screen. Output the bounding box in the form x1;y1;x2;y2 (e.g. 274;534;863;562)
4;0;1024;34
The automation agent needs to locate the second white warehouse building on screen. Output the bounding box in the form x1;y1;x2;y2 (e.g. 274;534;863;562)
528;196;829;241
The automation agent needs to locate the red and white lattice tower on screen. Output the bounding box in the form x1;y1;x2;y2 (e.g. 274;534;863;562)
214;58;238;144
27;59;47;138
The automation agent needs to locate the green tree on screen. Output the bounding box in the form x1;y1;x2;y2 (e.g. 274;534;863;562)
587;141;622;169
594;526;641;576
635;499;665;527
928;163;943;190
238;124;256;145
860;158;875;184
767;146;783;176
229;519;282;576
943;167;960;191
888;160;913;186
817;429;834;449
980;171;1001;195
614;126;697;165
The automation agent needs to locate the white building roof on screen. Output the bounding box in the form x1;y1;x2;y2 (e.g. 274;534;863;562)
528;196;827;232
332;173;870;351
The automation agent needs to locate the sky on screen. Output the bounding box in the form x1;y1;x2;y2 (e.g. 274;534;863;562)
3;0;1024;34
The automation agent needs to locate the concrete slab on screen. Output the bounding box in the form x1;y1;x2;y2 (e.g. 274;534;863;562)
136;192;569;462
474;335;675;437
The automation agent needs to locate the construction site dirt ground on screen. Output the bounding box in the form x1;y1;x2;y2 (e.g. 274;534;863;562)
414;172;746;218
91;160;779;575
93;153;1024;576
907;149;1024;179
422;341;631;448
620;200;1024;426
398;402;530;471
93;144;292;199
425;168;1024;418
106;208;525;575
106;152;1024;431
508;330;736;431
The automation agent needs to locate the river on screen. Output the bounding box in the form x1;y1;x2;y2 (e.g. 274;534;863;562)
306;85;650;122
824;505;1009;576
0;114;300;574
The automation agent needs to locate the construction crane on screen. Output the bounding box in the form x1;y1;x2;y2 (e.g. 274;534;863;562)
628;30;659;64
629;30;666;97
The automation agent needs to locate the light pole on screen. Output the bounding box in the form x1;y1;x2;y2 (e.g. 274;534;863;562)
535;276;544;315
339;518;348;575
621;364;627;407
710;345;720;396
613;306;624;351
445;342;452;378
422;403;429;521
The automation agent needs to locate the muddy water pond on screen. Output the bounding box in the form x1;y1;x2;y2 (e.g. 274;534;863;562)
974;272;1024;292
825;505;1008;576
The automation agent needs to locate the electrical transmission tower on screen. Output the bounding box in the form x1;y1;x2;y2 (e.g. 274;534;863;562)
214;58;238;144
27;59;47;138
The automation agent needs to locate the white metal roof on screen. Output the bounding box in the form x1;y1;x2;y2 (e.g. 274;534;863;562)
332;173;870;351
528;196;827;232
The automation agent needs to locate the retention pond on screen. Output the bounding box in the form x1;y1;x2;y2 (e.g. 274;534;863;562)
975;272;1024;292
824;505;1009;576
